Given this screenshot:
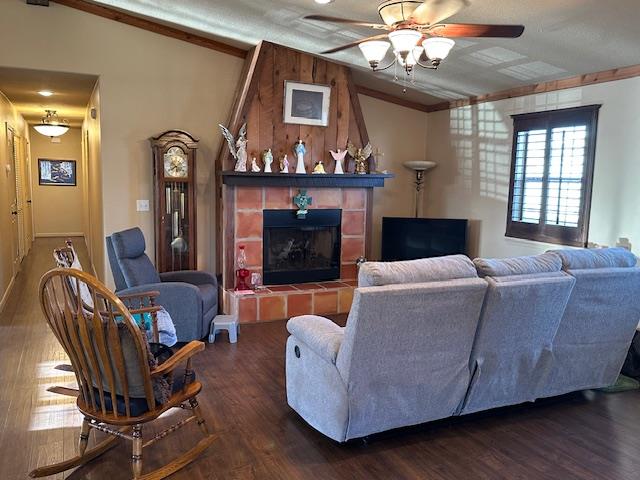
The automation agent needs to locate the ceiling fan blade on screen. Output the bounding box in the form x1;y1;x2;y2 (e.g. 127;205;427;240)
427;23;525;38
321;34;390;54
410;0;469;25
304;15;390;30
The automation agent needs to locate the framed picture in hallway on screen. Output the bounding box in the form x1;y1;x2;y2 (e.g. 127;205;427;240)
38;159;76;186
284;81;331;127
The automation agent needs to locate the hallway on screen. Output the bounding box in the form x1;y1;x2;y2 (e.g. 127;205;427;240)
2;238;640;479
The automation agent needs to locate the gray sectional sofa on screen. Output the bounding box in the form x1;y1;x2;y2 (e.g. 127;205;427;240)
285;248;640;442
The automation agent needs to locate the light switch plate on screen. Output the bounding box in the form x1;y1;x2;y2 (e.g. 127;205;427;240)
136;200;150;212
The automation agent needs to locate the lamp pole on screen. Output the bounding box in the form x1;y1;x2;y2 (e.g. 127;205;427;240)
403;161;437;218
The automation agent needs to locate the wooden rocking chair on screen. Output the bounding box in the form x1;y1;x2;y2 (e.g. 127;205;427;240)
31;268;216;479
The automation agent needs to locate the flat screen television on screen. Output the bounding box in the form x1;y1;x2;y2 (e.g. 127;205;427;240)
381;217;468;261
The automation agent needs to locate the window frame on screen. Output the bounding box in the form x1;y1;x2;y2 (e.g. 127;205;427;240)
506;104;601;247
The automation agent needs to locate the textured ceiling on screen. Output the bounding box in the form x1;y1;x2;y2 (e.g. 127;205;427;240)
0;67;97;126
90;1;640;104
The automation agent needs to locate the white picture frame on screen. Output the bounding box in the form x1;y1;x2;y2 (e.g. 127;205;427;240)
283;81;331;127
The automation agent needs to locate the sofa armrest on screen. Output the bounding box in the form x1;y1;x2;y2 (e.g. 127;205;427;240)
287;315;344;365
118;282;202;311
160;270;217;287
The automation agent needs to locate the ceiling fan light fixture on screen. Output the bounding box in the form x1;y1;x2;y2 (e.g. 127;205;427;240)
359;40;391;69
388;29;422;57
34;109;69;138
422;37;455;64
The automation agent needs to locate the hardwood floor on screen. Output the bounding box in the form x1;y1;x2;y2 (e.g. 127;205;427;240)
2;238;640;479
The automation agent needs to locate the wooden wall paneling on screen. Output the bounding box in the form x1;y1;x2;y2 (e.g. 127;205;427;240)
258;46;274;157
324;62;340;173
311;59;328;170
246;97;260;162
336;68;351;172
272;44;289;163
299;54;315;171
284;49;301;169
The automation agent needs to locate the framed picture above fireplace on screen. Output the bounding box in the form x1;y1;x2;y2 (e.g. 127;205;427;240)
283;81;331;127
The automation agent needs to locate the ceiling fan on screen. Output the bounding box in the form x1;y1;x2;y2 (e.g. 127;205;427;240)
306;0;524;76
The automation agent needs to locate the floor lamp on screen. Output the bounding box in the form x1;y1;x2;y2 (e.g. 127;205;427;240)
403;161;437;217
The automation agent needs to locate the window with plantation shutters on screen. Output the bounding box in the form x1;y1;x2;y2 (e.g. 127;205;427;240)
506;105;600;246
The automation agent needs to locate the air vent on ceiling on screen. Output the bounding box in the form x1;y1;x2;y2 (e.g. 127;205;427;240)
27;0;50;6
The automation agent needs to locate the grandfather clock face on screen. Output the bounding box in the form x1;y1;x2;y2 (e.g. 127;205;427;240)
164;146;188;178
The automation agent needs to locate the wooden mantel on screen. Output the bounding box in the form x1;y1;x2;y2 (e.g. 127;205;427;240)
221;172;393;188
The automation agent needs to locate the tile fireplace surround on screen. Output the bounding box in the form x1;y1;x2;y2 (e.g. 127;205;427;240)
223;185;369;322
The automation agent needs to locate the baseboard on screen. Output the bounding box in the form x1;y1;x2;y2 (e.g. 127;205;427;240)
0;275;16;315
35;232;85;238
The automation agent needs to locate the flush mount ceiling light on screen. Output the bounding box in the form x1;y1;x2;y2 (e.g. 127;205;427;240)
314;0;334;4
38;90;54;97
306;0;524;87
34;109;69;137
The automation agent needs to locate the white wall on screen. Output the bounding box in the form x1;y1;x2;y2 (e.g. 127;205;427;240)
425;77;640;258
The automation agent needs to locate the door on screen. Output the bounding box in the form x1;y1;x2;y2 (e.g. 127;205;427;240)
20;137;33;253
6;126;20;275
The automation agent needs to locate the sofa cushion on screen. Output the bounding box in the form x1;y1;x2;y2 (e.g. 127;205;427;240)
358;254;477;287
111;227;147;259
473;252;562;277
198;284;217;313
549;247;637;270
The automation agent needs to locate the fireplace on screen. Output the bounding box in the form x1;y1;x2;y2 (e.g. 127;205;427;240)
263;209;341;285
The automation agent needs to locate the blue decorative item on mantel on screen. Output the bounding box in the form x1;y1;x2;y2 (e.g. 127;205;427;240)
293;189;313;219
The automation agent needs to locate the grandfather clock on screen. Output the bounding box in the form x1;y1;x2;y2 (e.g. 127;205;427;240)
150;130;199;272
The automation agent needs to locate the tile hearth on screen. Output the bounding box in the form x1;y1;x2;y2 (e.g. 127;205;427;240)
224;281;356;323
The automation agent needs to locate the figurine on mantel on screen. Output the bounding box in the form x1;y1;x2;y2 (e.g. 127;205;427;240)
219;122;248;172
280;154;290;173
250;156;261;172
313;160;326;174
330;149;347;175
347;141;373;175
263;148;273;173
294;139;307;174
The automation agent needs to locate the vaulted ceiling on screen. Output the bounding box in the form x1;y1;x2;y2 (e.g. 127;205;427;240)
90;0;640;106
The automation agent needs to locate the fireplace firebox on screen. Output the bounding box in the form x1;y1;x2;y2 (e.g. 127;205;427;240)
263;209;341;285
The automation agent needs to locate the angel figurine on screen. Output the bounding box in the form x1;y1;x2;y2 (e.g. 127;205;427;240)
219;123;248;172
347;141;373;175
330;149;348;175
312;160;326;174
280;154;290;174
262;148;273;173
293;140;307;174
250;156;261;172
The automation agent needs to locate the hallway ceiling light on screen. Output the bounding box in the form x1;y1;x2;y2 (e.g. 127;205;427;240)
38;90;53;97
33;110;69;137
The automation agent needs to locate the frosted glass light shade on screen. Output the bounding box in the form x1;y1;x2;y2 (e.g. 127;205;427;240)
398;46;424;67
34;124;69;137
423;37;455;61
388;29;422;54
359;40;391;66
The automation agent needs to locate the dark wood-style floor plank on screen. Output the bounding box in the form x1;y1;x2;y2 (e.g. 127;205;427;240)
1;238;640;479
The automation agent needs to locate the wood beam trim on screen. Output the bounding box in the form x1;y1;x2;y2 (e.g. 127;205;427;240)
355;85;432;113
50;0;247;59
426;64;640;113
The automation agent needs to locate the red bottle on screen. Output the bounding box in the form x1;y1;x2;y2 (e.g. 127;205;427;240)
235;245;251;291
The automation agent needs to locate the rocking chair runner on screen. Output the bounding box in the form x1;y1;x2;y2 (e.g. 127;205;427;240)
31;268;216;479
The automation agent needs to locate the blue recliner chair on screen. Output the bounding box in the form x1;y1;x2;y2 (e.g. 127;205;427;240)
106;227;217;342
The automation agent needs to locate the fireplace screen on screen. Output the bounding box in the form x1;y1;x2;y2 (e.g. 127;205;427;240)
263;209;341;285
